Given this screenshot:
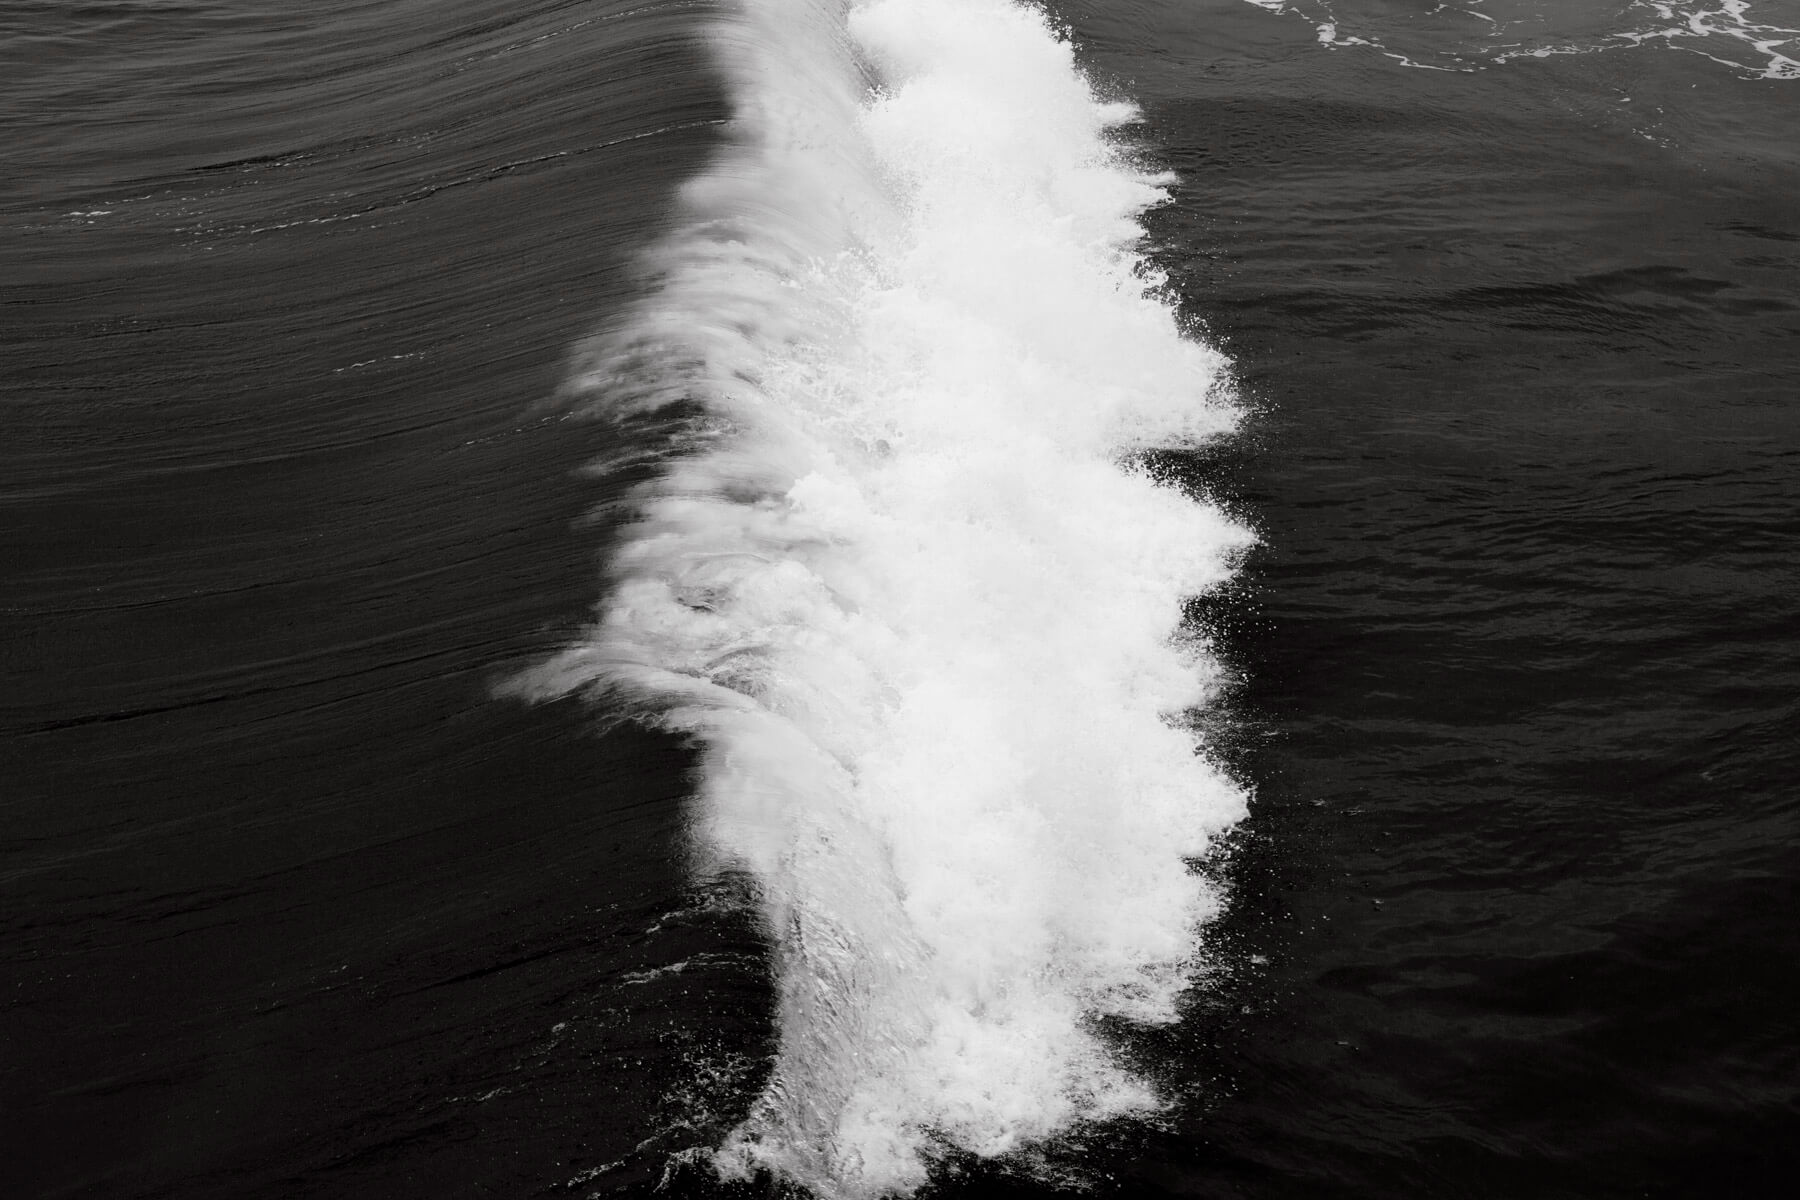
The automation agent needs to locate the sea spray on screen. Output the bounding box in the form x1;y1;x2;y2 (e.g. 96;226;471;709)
509;0;1253;1193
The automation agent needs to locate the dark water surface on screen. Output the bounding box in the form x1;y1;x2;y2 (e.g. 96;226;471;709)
5;0;1798;1197
1075;3;1800;1196
6;3;741;1195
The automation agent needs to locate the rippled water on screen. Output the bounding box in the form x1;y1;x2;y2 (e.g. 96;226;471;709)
5;2;1798;1198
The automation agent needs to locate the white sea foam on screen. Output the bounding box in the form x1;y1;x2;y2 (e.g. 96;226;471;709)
511;0;1251;1194
1240;0;1800;78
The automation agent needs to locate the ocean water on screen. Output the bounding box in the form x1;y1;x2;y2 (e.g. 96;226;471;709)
4;2;1797;1198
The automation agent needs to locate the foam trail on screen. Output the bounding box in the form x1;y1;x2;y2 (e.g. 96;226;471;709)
1241;0;1800;77
511;0;1252;1193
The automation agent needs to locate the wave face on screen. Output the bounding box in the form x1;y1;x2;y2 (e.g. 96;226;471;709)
511;0;1251;1192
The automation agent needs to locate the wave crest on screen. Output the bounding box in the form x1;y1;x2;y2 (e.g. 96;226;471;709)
511;1;1252;1193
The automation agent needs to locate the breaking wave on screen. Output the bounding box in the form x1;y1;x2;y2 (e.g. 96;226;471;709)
509;1;1250;1193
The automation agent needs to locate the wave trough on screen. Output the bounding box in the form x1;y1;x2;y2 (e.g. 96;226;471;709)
511;0;1252;1193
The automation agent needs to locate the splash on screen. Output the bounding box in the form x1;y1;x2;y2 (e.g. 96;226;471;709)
511;1;1251;1194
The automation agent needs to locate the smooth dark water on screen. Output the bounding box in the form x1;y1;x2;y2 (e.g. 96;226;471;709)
5;1;1798;1197
1097;6;1800;1194
6;3;745;1194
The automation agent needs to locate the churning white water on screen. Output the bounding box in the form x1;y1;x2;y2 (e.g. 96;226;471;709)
511;0;1252;1193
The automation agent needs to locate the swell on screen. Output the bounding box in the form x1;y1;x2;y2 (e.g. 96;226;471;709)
509;1;1252;1194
